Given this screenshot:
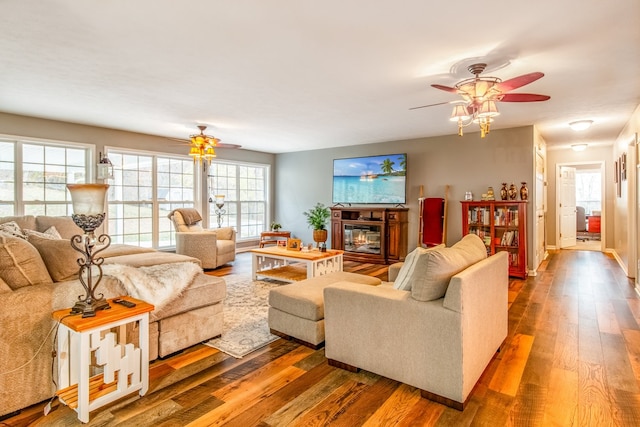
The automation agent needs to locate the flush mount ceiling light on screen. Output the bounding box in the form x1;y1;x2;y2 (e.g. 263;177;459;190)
569;120;593;131
571;143;588;151
411;63;550;138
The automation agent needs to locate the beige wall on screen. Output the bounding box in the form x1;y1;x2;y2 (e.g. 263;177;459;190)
275;126;537;270
612;104;640;277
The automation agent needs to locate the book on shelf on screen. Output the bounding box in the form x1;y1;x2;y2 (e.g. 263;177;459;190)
500;230;519;246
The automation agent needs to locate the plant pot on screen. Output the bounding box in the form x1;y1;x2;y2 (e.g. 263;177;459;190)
312;229;328;246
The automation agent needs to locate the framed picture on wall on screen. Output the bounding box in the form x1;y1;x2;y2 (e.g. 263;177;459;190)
622;152;627;181
616;157;622;197
615;160;618;183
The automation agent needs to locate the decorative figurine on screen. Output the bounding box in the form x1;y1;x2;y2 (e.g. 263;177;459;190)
500;183;508;200
508;183;517;200
486;187;495;200
520;182;529;201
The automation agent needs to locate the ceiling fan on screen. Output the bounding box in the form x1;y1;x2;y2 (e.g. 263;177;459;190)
169;125;241;165
411;63;550;137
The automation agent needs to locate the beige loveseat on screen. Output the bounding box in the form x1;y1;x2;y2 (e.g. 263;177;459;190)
324;234;509;410
168;209;236;269
0;215;227;418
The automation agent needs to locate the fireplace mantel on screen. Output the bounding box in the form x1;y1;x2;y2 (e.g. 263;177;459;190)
330;206;408;264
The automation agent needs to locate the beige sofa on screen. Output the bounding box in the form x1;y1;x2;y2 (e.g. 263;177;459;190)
0;215;227;418
324;235;509;410
168;209;236;269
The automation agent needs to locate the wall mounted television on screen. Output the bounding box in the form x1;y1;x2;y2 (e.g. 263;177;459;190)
332;153;407;205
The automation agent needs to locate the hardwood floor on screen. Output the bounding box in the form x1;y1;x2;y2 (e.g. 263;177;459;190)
4;249;640;426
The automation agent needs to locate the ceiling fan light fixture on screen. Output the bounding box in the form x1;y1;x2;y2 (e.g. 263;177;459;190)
421;63;549;139
571;143;588;151
569;120;593;131
188;125;221;167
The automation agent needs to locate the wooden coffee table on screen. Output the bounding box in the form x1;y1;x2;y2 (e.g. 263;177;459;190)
251;246;343;283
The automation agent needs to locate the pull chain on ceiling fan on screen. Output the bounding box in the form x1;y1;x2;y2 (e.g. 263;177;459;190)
412;63;550;138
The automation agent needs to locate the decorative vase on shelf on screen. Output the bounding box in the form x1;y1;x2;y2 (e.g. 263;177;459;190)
508;183;517;200
520;182;529;201
500;183;508;200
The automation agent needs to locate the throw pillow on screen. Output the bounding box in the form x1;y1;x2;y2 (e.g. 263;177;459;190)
0;233;53;289
28;234;81;282
410;234;488;302
24;226;63;240
0;221;26;239
393;244;445;291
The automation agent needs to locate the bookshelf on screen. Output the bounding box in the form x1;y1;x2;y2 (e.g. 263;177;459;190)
461;200;527;278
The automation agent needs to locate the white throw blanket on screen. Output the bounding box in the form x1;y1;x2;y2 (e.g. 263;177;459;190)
101;262;202;310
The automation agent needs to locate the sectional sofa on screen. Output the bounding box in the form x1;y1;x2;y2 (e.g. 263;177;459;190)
0;215;227;418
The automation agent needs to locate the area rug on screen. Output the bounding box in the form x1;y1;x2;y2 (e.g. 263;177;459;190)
204;273;285;358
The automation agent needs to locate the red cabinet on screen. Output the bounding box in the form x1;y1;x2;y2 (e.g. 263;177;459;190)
588;216;601;233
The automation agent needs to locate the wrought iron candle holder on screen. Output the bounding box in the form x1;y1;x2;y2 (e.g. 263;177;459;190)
214;194;226;228
67;184;111;318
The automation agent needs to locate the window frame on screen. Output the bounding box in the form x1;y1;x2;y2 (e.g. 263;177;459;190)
207;160;270;241
105;146;200;249
0;134;94;217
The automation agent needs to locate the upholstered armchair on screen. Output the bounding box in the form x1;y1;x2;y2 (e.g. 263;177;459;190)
168;209;236;269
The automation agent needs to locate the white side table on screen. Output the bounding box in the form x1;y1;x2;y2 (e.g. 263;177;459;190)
53;297;154;423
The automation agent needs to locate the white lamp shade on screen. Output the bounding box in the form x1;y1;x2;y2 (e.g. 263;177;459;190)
450;105;471;121
67;184;109;215
477;100;500;118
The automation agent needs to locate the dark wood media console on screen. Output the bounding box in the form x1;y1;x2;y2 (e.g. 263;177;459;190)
330;206;408;264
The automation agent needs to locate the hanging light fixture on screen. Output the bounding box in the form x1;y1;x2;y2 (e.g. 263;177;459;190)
450;100;501;138
414;63;550;138
189;125;220;166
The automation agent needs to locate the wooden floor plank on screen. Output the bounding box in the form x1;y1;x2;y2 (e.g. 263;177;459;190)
542;367;578;426
361;383;422;427
488;333;535;396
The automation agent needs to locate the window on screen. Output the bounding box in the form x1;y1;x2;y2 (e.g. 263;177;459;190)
0;138;90;216
106;149;195;248
576;170;601;215
208;162;268;239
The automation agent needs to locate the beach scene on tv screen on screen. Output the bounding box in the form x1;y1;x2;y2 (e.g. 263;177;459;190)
333;154;406;204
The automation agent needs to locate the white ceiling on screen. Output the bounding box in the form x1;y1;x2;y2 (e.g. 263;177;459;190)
1;1;639;153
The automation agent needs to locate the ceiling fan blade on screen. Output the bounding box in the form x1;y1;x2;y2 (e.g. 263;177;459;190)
496;72;544;92
498;93;550;102
431;84;459;93
409;101;459;110
215;142;242;149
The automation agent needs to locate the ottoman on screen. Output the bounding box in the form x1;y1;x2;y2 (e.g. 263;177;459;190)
268;271;381;348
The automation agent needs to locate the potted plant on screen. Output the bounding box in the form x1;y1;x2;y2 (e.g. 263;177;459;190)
303;202;331;246
270;221;282;231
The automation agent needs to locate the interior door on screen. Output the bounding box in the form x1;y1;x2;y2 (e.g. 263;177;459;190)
559;166;577;248
535;152;546;268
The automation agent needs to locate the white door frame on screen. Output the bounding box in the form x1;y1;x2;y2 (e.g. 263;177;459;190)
555;161;606;252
